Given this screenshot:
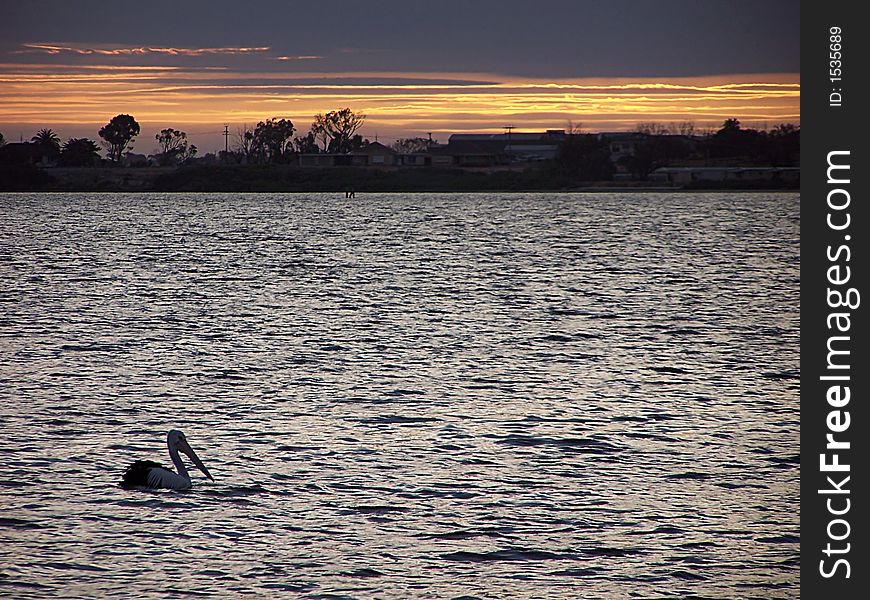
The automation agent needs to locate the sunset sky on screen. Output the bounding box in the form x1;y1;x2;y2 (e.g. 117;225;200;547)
0;0;799;154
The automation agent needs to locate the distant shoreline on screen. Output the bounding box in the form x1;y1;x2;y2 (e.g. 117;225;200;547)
0;164;800;194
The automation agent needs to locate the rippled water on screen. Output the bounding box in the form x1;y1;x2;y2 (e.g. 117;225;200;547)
0;192;799;598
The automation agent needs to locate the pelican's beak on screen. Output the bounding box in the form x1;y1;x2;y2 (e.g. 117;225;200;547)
180;440;215;481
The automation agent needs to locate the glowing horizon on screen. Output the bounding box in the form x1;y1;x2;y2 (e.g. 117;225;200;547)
0;61;799;153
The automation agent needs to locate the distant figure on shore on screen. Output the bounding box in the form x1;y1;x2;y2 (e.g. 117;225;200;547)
344;188;355;198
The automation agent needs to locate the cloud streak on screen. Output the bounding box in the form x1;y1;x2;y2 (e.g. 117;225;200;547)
274;56;323;61
17;43;273;57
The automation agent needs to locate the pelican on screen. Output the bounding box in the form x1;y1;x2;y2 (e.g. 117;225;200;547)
121;430;214;490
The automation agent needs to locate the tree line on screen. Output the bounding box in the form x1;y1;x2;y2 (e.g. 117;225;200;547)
0;128;104;167
0;114;192;167
1;115;798;175
229;108;367;164
0;107;370;167
553;119;800;180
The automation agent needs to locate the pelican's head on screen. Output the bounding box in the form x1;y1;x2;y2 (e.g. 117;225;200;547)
168;429;214;481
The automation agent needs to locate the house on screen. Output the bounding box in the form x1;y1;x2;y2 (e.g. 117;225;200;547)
397;153;431;167
430;139;505;167
0;142;53;166
352;141;396;166
298;141;399;167
444;130;566;164
122;152;149;167
298;153;337;167
430;151;453;167
295;130;572;169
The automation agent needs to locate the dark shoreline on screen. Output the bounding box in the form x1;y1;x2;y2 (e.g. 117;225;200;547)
0;164;800;193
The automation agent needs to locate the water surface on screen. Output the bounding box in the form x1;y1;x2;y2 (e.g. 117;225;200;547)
0;192;800;598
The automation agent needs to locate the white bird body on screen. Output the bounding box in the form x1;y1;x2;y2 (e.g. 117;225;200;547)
146;467;195;491
122;430;214;490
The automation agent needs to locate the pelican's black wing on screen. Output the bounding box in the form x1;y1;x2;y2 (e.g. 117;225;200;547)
121;460;167;489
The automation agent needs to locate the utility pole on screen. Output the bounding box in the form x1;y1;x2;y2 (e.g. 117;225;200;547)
223;124;229;158
503;125;514;167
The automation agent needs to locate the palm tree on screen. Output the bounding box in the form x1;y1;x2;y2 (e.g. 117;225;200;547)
31;128;61;154
60;138;101;167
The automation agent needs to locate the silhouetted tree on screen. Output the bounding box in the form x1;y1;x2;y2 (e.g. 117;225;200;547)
671;121;696;136
349;134;368;151
764;123;800;165
565;120;583;135
311;108;365;153
0;132;5;147
233;125;255;163
329;133;367;153
99;114;140;163
626;135;693;178
310;116;330;153
699;118;799;165
556;134;614;181
719;118;742;134
392;137;432;153
252;118;295;163
770;123;797;137
155;128;190;165
59;138;101;167
293;131;318;154
617;150;655;180
634;122;670;136
31;128;61;157
180;144;197;164
707;118;759;160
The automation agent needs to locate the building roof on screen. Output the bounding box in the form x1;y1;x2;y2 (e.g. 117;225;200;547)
448;131;565;143
354;141;395;155
437;139;508;156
